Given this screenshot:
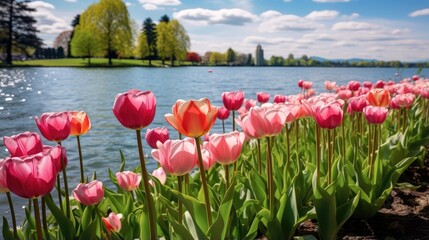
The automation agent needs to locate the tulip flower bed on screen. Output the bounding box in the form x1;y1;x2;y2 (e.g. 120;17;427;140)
2;76;429;240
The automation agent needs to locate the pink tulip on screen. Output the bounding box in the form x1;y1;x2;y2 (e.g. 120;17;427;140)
297;80;304;88
312;102;344;129
391;93;415;108
0;159;8;192
374;80;385;88
72;180;104;206
102;212;122;232
145;127;169;149
348;81;361;91
112;89;156;130
337;90;353;100
274;103;298;123
202;142;216;170
3;153;58;198
3;131;44;157
35;112;71;142
116;171;142;191
412;75;419;81
257;92;270;103
236;106;286;138
151;138;197;176
302;81;313;90
207;131;245;165
363;106;389;124
348;96;369;113
421;88;429;99
273;95;287;103
363;81;373;89
43;145;67;172
324;81;336;91
151;167;167;185
222;91;245;111
217;106;230;120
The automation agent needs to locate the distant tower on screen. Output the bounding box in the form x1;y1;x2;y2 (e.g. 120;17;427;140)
255;44;264;66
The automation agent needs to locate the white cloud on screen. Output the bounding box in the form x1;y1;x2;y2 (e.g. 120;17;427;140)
313;0;350;2
342;13;359;20
244;36;295;45
409;8;429;17
305;10;339;20
173;8;258;25
260;10;283;19
125;2;133;7
332;21;379;31
27;1;72;35
259;14;323;32
143;3;160;10
64;0;77;2
138;0;181;6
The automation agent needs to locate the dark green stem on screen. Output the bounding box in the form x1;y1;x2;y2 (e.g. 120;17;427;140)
184;174;189;195
33;198;43;240
224;164;230;189
232;111;236;131
327;130;332;185
222;120;225;134
266;137;274;218
58;142;70;219
195;137;212;226
315;125;321;185
285;126;291;173
77;136;85;183
136;130;157;240
257;139;262;174
177;175;183;224
6;192;17;239
369;124;379;178
41;196;48;233
56;175;63;212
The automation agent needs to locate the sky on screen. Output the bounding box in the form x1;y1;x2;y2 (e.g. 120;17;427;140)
27;0;429;62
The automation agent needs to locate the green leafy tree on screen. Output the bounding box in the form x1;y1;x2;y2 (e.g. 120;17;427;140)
67;14;80;57
71;25;101;64
159;14;170;23
225;48;236;65
142;18;156;66
0;0;42;64
78;0;133;65
167;20;190;66
209;52;225;65
135;32;149;61
156;21;170;66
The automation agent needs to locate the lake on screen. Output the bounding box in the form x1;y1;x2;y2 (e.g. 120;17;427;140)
0;66;427;222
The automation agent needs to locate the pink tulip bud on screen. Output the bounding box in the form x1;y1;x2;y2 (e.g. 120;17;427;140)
374;80;385;88
151;167;167;185
145;127;169;149
72;180;104;206
112;89;156;130
3;131;44;157
236;106;286;138
297;80;304;88
349;96;369;113
0;159;9;192
348;80;361;91
35;112;71;142
116;171;142;191
257;92;270;103
222;91;245;111
102;212;122;232
217;106;230;120
312;102;344;129
337;90;353;100
273;94;287;103
43;145;67;172
412;75;419;81
302;81;313;90
324;81;336;91
363;106;389;124
363;81;373;88
202;142;216;170
208;131;245;165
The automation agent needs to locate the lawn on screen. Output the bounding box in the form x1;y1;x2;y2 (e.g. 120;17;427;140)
11;58;197;67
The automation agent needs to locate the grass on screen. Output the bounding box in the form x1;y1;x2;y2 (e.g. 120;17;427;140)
10;58;198;67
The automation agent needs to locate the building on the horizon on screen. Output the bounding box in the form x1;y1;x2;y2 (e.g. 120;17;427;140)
255;44;264;66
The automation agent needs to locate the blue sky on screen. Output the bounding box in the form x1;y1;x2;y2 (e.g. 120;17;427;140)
28;0;429;61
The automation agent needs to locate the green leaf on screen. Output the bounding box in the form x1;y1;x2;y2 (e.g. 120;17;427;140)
104;188;125;213
45;194;75;239
79;218;99;240
207;179;235;239
2;217;14;240
167;211;194;240
171;190;209;234
81;205;93;231
139;208;150;240
312;173;337;240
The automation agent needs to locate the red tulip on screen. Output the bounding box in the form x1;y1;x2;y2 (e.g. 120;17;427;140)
207;131;246;165
367;89;390;107
43;145;67;172
363;81;373;88
151;138;198;176
348;80;361;91
363;106;389;124
297;80;304;88
236;106;286;138
312;102;344;129
374;80;385;88
116;171;142;191
112;89;156;130
222;91;244;111
69;111;91;136
102;212;122;232
35;112;71;142
165;98;218;138
257;92;270;103
217;106;230;120
3;131;44;157
72;180;104;206
3;153;58;198
0;159;8;192
349;96;369;113
145;127;169;149
273;94;287;103
412;75;419;81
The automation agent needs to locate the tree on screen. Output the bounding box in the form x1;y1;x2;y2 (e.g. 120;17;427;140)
186;52;201;65
135;32;149;61
53;30;72;56
209;52;224;65
236;53;247;66
142;18;156;66
79;0;133;65
0;0;42;64
300;55;309;66
57;46;65;58
159;15;170;23
70;24;101;64
156;21;170;66
167;20;190;66
225;48;236;65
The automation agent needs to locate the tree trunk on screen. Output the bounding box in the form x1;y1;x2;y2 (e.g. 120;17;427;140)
149;58;152;67
6;1;13;65
162;58;165;66
170;55;174;67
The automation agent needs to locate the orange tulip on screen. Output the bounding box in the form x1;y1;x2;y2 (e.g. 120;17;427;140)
367;89;390;107
69;111;91;136
165;98;218;138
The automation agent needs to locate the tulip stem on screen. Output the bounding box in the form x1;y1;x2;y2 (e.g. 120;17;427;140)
6;192;18;239
285;125;291;174
222;120;225;134
195;137;212;226
266;137;274;218
257;139;262;174
58;142;70;219
56;175;63;212
177;175;183;224
369;124;379;178
224;164;230;189
33;198;43;240
184;174;189;195
341;119;346;160
315;125;321;185
232;111;236;132
41;196;48;233
327;130;332;185
295;121;300;169
136;130;157;240
77;136;85;183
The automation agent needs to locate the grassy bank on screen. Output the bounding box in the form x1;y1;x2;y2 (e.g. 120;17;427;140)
8;58;196;67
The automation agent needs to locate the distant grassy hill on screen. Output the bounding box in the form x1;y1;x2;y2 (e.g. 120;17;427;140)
9;58;196;67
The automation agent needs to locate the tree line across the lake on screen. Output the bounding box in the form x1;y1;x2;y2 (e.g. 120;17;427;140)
1;0;428;68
